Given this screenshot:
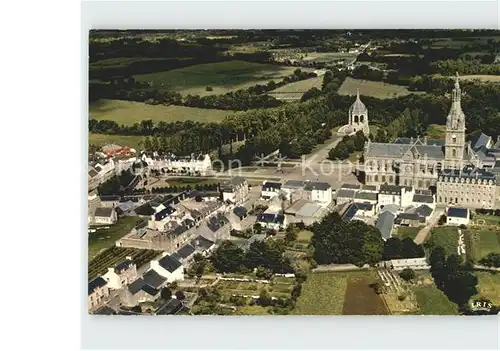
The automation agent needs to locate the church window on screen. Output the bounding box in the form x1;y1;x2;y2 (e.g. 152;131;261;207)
381;175;386;182
452;149;456;157
452;135;457;144
374;175;379;182
439;197;442;203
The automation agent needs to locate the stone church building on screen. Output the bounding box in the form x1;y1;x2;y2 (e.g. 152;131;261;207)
357;73;500;209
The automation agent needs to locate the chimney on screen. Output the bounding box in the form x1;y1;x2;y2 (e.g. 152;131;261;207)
423;136;428;145
126;256;132;261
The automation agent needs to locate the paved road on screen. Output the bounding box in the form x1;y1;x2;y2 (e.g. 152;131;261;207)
413;207;445;245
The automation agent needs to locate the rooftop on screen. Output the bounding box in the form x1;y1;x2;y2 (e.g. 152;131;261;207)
304;181;331;191
340;183;361;190
354;191;378;201
176;243;196;259
376;211;396;240
412;194;434;204
94;207;114;218
379;184;403;195
158;255;183;273
114;259;133;274
191;235;215;251
257;213;285;224
262;181;282;191
88;277;107;296
283;180;306;189
142;269;167;289
336;189;356;199
447;207;469;218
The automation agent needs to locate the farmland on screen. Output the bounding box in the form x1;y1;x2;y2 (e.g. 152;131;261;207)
90;99;231;125
465;228;500;262
88;246;161;280
215;276;296;299
460;75;500;83
292;270;387;315
88;216;144;260
88;133;144;150
268;76;323;100
474;272;500;305
338;77;415;99
413;285;459;315
134;60;300;96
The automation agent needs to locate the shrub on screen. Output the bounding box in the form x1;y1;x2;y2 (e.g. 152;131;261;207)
205;86;213;91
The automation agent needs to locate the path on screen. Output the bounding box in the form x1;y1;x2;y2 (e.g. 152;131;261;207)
413;207;445;245
313;263;370;272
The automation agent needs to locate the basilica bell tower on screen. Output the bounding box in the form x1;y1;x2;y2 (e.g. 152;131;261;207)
444;72;466;169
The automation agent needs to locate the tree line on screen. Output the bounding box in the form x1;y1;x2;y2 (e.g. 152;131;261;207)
328;131;367;161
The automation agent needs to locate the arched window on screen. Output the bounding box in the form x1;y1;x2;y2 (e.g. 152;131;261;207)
439;196;442;203
374;175;379;182
360;115;364;123
452;149;456;157
452;135;457;144
381;175;386;182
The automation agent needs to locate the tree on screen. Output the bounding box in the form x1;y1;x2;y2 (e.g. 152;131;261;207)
479;253;500;267
255;266;273;280
399;268;416;282
168;281;179;291
284;229;298;244
291;282;302;301
175;290;186;300
195;195;203;202
257;288;272;307
210;240;246;273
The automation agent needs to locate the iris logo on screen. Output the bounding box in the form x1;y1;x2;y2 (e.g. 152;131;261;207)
469;299;493;312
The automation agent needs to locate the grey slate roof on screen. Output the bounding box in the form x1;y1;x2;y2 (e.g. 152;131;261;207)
176;244;196;259
283;180;305;189
379;184;403;195
156;298;183;315
447;207;469;218
262;181;282;191
394;137;445;146
257;213;285;224
191;235;215;251
155;206;175;221
340;183;361;190
233;206;248;218
376;211;396;240
158;255;183;273
354;191;378;201
128;278;145;294
88;277;107;296
365;141;445;160
142;269;167;289
471;133;491;151
100;195;121;202
342;202;373;221
141;284;159;297
114;259;133;274
412;194;434;204
415;204;433;217
94;207;114;218
336;189;356;199
304;181;331;191
94;306;116;315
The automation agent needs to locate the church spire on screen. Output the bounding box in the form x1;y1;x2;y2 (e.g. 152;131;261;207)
452;72;461;103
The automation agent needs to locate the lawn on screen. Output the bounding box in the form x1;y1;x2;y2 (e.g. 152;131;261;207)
474;271;500;305
413;285;459;315
395;226;423;240
426;124;446;139
296;230;313;244
134;60;299;96
89;132;144;150
426;226;460;256
466;228;500;262
88;216;144;260
165;177;219;187
338;77;415;99
473;213;500;226
89;99;231;125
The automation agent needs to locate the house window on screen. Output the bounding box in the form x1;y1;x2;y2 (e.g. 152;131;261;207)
439;197;442;203
452;149;456;157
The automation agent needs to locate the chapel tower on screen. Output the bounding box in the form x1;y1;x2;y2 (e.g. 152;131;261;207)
444;73;466;169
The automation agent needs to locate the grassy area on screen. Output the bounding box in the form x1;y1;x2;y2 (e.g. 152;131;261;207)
338;77;415;99
348;151;362;163
395;226;423;240
216;277;294;299
426;226;460;256
474;271;500;305
134;60;299;96
460;75;500;83
236;305;270;315
89;132;144;150
465;228;500;261
89;99;231;125
296;230;313;244
88;216;143;260
473;213;500;226
426;124;446;139
293;271;349;315
413;285;459;315
342;272;388;315
88;246;161;280
268;76;323;100
165;177;219;187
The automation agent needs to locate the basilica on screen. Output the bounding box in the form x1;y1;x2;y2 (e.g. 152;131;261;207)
350;73;500;209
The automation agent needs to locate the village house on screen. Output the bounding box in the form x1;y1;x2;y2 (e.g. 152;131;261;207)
88;277;110;311
285;199;326;226
342;202;375;222
102;257;138;290
377;184;414;211
93;207;118;225
256;213;286;231
149;254;185;283
99;195;121;208
221;177;249;204
446;207;470;226
303;181;333;205
120;269;167;307
261;181;282;200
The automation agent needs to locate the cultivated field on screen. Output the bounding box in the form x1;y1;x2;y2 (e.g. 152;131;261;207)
293;270;387;315
474;271;500;305
338;77;415;99
89;133;144;150
88;216;144;260
268;76;323;100
134;61;300;96
90;99;231;125
413;285;459;315
215;276;295;299
465;228;500;262
88;246;161;280
426;226;460;256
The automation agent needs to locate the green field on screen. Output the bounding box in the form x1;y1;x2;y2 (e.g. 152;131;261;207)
134;60;299;96
473;213;500;226
426;124;446;139
293;271;349;315
474;272;500;305
296;230;313;244
338;77;415;99
267;76;323;99
215;277;294;299
460;75;500;82
89;132;144;150
426;226;460;256
413;285;459;315
466;228;500;261
89;216;143;260
90;99;231;125
395;226;423;240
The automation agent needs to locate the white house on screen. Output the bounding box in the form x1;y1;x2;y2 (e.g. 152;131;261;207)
221;177;249;204
150;254;184;283
378;184;414;211
303;181;332;205
342;202;375;221
261;181;282;200
94;207;118;225
446;207;470;226
102;257;138;290
256;213;286;231
386;257;429;271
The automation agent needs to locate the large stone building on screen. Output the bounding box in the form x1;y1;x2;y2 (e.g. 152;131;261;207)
359;73;500;209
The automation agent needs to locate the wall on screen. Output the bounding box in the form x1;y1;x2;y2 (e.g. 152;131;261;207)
447;216;470;226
